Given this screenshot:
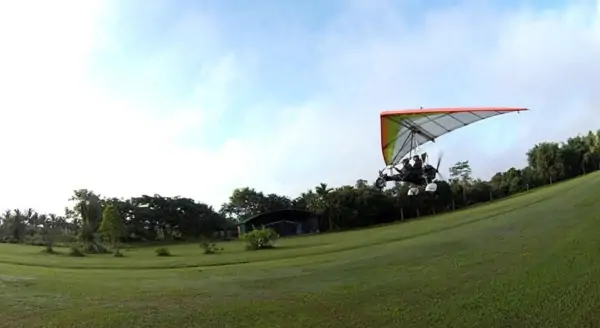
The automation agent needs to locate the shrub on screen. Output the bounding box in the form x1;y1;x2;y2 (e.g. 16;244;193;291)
40;247;57;255
82;242;109;254
24;234;45;246
155;247;171;257
199;239;222;254
240;227;279;250
114;252;125;258
0;236;19;244
68;246;85;257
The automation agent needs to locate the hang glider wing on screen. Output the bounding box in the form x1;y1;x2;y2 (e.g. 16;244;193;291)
380;107;528;166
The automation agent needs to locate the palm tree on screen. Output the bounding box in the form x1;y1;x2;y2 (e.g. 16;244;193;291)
0;209;11;239
5;209;25;242
24;208;36;225
314;183;334;230
22;208;39;237
70;189;104;253
314;183;332;212
315;183;332;198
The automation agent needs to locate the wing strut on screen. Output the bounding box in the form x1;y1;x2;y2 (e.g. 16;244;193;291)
390;123;436;166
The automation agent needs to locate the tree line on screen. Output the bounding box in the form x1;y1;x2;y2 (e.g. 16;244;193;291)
0;129;598;251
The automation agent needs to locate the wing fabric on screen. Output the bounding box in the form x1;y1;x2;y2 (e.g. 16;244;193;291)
380;107;527;166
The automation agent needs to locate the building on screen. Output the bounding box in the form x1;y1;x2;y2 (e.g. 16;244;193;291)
237;209;320;237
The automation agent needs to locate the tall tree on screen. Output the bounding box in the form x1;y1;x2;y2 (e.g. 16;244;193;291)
449;161;473;204
583;131;600;172
527;142;563;184
100;204;127;255
70;189;104;252
314;183;334;229
220;187;266;221
40;214;59;253
7;209;25;242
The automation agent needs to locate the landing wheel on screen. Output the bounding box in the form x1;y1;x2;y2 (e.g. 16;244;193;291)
407;187;419;196
425;183;438;193
375;177;386;189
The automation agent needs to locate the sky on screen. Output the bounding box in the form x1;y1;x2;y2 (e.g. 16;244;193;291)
0;0;599;214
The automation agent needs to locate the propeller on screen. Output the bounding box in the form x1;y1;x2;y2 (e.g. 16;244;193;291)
435;151;445;180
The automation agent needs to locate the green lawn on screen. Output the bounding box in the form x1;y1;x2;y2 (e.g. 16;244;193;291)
1;174;600;328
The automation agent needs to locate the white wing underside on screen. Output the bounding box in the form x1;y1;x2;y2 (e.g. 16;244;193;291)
387;110;515;165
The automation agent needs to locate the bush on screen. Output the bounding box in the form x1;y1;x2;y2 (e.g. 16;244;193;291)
40;247;57;255
68;246;85;257
155;247;171;256
82;242;109;254
114;252;125;258
0;236;19;244
240;227;279;250
199;239;222;254
23;234;45;246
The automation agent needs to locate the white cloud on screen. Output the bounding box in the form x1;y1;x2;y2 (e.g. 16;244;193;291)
0;1;599;214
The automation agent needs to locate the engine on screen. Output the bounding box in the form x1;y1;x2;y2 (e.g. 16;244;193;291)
423;164;437;182
425;183;438;193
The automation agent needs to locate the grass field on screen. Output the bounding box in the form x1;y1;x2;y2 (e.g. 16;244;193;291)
1;174;600;328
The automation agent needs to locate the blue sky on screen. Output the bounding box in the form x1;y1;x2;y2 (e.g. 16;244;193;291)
0;0;599;213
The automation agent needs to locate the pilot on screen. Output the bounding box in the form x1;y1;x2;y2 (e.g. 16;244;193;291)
401;158;412;171
412;155;423;170
393;158;411;177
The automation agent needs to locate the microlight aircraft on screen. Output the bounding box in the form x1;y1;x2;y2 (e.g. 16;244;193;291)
376;107;528;196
